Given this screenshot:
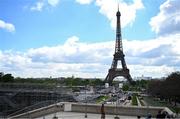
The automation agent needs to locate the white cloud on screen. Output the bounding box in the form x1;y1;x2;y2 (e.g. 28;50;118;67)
27;36;113;64
129;65;176;78
0;19;15;32
149;0;180;35
30;0;60;11
75;0;144;29
95;0;144;29
0;34;180;78
76;0;94;5
31;1;44;11
48;0;60;7
124;34;180;68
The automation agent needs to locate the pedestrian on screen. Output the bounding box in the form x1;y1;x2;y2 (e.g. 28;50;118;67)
137;115;141;119
156;110;162;119
146;113;152;119
161;111;167;118
101;103;105;119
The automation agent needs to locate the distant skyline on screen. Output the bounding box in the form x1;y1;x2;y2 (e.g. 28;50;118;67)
0;0;180;78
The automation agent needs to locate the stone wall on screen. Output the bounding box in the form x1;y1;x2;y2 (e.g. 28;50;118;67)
9;102;173;118
71;103;165;117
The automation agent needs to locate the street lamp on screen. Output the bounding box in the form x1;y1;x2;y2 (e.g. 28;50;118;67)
84;85;88;118
52;80;58;119
114;86;120;119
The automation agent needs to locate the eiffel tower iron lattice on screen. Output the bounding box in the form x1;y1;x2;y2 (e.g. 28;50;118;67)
105;8;133;85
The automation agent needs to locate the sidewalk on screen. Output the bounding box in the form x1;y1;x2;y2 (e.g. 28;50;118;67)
35;111;138;119
136;96;141;106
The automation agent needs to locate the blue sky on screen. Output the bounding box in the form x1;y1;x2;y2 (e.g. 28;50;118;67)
0;0;180;78
0;0;165;50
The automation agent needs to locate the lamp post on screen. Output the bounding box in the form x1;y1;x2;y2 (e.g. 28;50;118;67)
53;80;58;119
114;86;120;119
84;84;88;118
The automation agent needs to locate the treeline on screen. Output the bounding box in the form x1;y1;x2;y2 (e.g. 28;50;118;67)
0;72;104;86
122;79;149;91
1;72;180;94
147;71;180;106
122;71;180;93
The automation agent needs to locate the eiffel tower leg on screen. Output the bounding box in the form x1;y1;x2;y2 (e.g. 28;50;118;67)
126;74;133;84
104;74;109;83
105;72;114;86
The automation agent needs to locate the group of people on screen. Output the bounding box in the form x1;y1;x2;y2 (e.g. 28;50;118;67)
137;110;173;119
101;103;175;119
156;110;171;119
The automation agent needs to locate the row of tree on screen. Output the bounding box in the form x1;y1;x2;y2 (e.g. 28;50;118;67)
147;71;180;106
0;72;104;86
122;79;149;91
1;71;179;94
63;77;104;86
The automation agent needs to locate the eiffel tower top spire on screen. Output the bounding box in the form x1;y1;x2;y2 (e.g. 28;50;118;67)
117;3;119;12
115;5;123;53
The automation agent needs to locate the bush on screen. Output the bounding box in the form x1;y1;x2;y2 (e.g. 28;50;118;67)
132;95;138;106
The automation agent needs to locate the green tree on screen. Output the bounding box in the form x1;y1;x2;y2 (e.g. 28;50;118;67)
93;79;103;86
122;84;129;91
65;78;73;86
83;79;90;86
1;74;14;82
0;72;4;82
165;71;180;106
72;78;82;86
147;71;180;106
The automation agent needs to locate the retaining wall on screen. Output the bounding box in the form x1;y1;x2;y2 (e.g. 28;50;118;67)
9;102;173;118
71;103;165;117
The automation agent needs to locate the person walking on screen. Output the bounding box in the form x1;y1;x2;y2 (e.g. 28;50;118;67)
101;103;105;119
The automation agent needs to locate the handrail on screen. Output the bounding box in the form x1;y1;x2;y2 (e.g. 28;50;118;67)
8;100;55;117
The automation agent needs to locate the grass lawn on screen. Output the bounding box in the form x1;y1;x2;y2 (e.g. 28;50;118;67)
143;96;180;113
132;95;138;106
96;95;109;103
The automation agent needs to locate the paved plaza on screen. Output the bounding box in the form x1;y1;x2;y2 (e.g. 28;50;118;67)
36;111;141;119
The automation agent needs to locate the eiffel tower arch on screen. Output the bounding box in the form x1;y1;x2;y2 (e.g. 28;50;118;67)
105;8;133;85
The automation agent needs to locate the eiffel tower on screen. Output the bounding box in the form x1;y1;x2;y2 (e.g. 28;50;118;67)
105;8;133;85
